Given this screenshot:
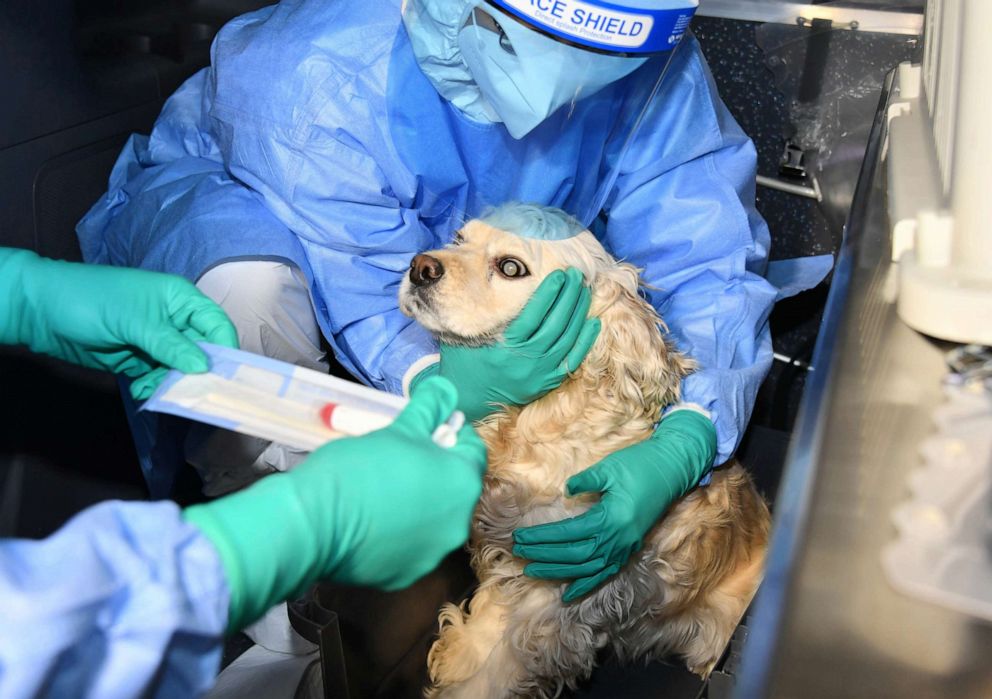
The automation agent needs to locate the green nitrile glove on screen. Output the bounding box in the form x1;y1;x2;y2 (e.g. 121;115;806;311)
412;267;601;422
183;376;487;633
512;409;716;603
0;248;238;400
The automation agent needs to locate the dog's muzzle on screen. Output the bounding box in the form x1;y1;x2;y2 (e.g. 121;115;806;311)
409;254;444;287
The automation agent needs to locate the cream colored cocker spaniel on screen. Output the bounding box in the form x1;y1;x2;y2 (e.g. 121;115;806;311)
399;207;770;699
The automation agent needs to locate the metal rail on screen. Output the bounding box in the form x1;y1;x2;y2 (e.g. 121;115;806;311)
696;0;924;35
756;174;821;201
734;60;992;699
734;66;896;699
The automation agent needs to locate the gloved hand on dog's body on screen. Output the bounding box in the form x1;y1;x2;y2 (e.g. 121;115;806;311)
411;267;601;423
407;257;714;603
512;409;717;602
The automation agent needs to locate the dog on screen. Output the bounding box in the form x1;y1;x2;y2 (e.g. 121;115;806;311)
399;205;770;699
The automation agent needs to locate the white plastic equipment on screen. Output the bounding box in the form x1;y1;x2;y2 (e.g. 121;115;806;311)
882;369;992;622
885;0;992;345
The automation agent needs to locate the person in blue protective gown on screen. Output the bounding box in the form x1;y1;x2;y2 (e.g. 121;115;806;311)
0;248;487;698
77;0;831;604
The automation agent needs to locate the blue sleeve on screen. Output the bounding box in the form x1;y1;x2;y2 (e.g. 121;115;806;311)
205;88;439;395
79;61;437;395
0;501;228;698
76;69;307;284
202;1;438;393
287;125;440;395
602;39;777;465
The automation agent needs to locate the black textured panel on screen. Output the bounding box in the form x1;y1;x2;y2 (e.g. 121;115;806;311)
33;136;129;261
693;17;834;262
757;21;920;234
693;16;919;433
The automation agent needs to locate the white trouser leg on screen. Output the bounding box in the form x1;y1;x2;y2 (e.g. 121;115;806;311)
187;260;330;496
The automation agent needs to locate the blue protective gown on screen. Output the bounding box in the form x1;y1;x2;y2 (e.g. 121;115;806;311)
0;501;228;697
78;0;815;466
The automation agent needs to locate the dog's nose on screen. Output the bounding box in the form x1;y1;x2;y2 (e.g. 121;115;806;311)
409;254;445;287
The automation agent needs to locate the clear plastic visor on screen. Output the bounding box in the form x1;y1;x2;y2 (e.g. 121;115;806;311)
459;2;683;132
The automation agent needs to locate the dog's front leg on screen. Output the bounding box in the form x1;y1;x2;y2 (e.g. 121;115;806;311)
428;580;594;699
426;585;511;698
428;581;559;699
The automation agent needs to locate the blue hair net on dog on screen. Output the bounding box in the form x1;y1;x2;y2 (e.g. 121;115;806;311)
480;204;586;241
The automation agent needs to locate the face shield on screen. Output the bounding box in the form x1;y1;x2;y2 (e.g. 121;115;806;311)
397;0;698;226
405;0;697;137
464;1;695;140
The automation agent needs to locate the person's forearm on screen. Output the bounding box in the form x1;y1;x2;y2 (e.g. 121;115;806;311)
0;248;38;347
183;466;343;633
332;314;439;394
599;35;775;465
678;326;773;464
659;262;776;463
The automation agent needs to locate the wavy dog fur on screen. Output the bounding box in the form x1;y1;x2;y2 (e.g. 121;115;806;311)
400;210;770;699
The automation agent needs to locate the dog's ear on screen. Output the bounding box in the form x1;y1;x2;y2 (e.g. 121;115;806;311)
579;261;693;420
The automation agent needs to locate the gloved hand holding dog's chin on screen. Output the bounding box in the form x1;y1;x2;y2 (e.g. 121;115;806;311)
512;410;717;603
412;268;601;423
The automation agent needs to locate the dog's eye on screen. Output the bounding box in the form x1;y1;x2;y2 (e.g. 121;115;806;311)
497;257;529;279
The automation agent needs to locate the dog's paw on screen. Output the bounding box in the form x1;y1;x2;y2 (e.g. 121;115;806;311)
427;602;482;687
687;657;719;679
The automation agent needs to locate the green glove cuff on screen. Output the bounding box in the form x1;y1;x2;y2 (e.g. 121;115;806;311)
184;468;338;633
0;248;44;348
652;409;718;491
408;361;441;395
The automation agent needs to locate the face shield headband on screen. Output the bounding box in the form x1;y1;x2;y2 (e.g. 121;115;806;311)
483;0;697;56
458;0;698;138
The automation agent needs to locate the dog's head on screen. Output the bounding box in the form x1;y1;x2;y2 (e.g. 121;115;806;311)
399;215;566;346
400;205;691;427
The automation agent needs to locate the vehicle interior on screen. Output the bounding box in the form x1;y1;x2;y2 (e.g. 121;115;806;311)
0;2;936;697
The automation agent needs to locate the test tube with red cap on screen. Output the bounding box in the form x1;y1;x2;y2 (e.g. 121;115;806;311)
318;401;464;447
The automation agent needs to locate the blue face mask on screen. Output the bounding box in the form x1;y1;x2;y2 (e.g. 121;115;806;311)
458;7;646;139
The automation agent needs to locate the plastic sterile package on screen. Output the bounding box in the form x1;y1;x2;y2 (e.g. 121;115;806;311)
143;343;462;451
882;380;992;621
